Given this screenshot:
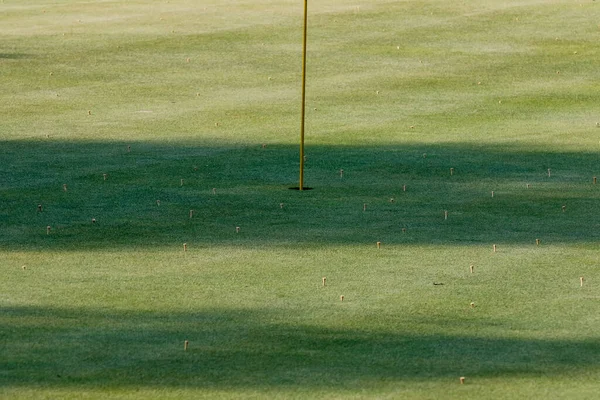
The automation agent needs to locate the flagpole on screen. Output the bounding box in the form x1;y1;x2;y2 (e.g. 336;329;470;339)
299;0;308;190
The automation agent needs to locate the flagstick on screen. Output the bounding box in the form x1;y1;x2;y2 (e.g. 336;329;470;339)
298;0;308;190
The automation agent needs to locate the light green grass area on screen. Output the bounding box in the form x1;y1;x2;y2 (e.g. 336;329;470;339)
1;1;600;398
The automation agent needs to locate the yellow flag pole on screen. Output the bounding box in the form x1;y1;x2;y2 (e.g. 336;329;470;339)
299;0;308;190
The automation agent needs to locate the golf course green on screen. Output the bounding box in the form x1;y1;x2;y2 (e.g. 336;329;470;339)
1;1;599;398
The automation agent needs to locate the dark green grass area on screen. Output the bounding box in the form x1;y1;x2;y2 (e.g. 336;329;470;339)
3;305;600;390
1;140;598;250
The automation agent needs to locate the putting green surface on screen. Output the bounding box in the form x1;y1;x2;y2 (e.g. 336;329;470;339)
1;1;600;399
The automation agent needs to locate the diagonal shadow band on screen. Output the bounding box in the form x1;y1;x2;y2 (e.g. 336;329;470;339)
2;305;600;389
0;139;599;250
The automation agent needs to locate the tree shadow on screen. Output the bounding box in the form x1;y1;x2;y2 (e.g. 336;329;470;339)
0;53;30;60
2;305;599;390
0;139;599;250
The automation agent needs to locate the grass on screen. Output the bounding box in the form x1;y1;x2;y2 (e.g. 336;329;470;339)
1;0;600;398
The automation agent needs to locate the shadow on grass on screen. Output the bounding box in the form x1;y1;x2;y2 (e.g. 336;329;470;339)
0;53;30;59
2;305;599;390
0;139;599;250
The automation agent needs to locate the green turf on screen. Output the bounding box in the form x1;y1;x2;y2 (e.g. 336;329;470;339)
1;1;600;398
